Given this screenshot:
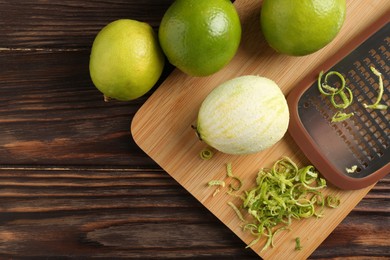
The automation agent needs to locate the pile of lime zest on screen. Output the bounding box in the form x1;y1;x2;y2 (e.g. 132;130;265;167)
200;147;214;160
331;111;354;122
295;237;302;250
363;66;388;110
318;70;354;122
227;157;339;251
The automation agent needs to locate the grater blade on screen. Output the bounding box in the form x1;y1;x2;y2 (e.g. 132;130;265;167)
287;12;389;190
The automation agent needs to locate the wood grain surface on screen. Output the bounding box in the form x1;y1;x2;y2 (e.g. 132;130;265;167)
0;0;389;259
131;1;389;258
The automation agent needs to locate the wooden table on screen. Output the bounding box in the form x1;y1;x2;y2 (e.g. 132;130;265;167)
0;1;388;259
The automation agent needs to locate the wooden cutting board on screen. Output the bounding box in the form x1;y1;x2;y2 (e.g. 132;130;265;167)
131;1;389;259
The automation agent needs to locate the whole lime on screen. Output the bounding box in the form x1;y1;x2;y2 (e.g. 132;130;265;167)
158;0;241;77
260;0;346;56
89;19;165;101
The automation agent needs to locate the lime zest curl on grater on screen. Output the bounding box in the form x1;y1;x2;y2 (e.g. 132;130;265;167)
363;66;388;110
318;70;354;122
318;66;387;123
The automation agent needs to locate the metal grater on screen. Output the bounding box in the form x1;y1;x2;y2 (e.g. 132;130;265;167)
288;13;389;190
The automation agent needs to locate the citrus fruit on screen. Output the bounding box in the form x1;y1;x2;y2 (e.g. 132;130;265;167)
260;0;346;56
196;75;289;155
158;0;241;77
89;19;165;101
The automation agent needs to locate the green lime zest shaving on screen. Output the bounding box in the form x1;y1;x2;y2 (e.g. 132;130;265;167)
318;70;346;95
200;147;214;160
295;237;302;250
228;201;245;222
208;180;225;197
346;165;358;173
228;157;339;251
326;195;341;208
229;176;243;191
226;162;243;192
298;165;327;190
331;111;354;122
363;66;388;110
207;180;225;187
226;162;234;177
330;86;353;109
271;226;290;248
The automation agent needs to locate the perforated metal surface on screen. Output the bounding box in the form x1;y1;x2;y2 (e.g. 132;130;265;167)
288;18;389;189
298;22;389;178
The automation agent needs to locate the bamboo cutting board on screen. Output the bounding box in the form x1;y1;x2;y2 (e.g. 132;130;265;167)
131;1;389;259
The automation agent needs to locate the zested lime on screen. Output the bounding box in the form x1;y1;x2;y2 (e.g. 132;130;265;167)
196;75;289;155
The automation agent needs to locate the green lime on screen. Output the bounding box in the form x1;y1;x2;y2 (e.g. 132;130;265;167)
158;0;241;77
261;0;346;56
89;19;165;101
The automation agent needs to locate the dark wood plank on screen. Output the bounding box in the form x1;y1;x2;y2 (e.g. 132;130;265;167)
0;50;173;167
0;0;175;48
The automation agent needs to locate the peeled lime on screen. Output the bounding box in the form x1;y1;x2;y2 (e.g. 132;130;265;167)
196;75;289;155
